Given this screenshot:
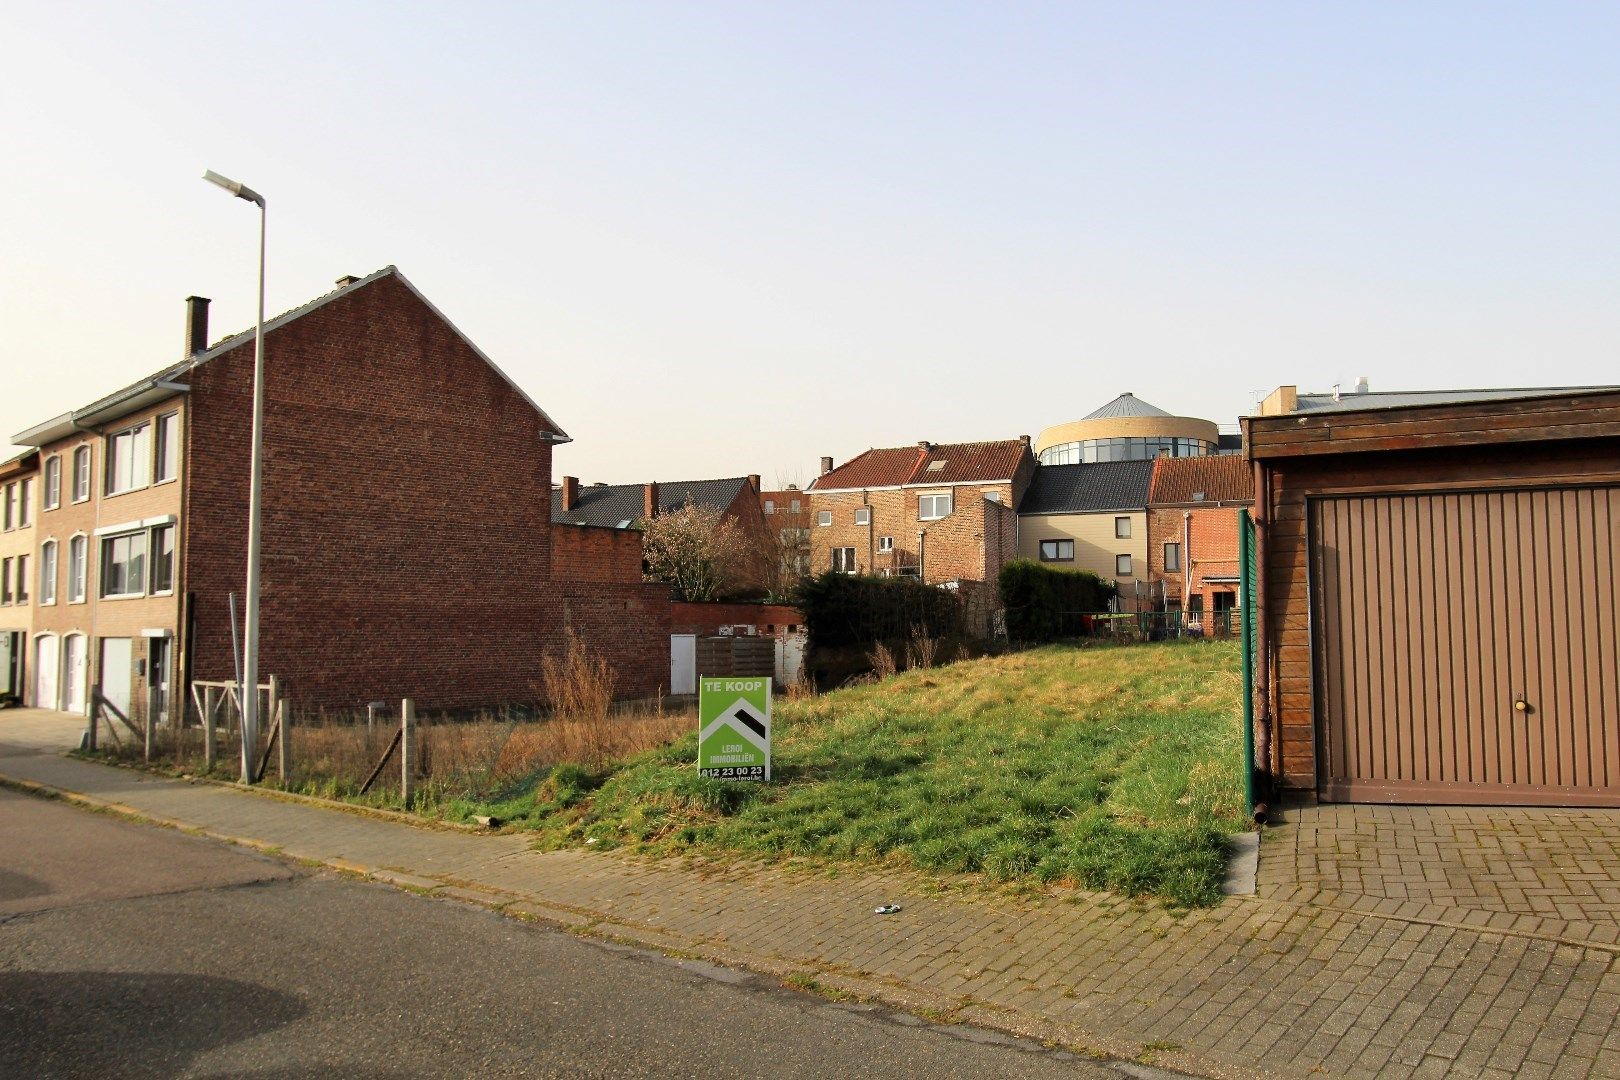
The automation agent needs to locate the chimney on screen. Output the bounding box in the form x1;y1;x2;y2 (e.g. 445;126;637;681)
747;473;761;492
335;274;360;288
819;456;833;475
1019;434;1031;447
1354;375;1370;395
184;296;211;357
917;440;932;450
643;481;660;519
561;475;579;511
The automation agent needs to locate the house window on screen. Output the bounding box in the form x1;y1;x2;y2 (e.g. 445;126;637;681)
100;532;148;598
1040;539;1075;562
1;557;10;603
1115;554;1133;577
17;479;31;527
1164;542;1182;572
2;483;14;530
764;500;776;515
38;541;57;605
43;457;61;510
878;535;894;553
14;555;25;603
918;493;952;520
150;525;175;594
154;412;180;483
790;499;801;513
106;422;152;495
854;507;871;525
1114;516;1131;539
72;446;91;502
816;510;833;527
68;536;87;603
831;547;857;574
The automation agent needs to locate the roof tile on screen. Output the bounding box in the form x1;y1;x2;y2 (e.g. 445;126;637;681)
811;440;1029;490
1148;455;1253;505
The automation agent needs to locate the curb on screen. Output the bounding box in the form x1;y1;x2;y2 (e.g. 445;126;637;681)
0;765;1259;1080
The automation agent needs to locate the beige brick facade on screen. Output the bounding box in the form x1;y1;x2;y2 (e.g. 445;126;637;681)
1016;509;1150;610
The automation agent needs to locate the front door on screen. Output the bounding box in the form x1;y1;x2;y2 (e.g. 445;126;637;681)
1;631;17;697
63;634;87;714
147;638;172;725
34;636;59;710
99;638;133;719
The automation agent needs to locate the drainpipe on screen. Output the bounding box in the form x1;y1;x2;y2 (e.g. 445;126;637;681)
917;530;926;582
1182;511;1192;618
1250;456;1273;824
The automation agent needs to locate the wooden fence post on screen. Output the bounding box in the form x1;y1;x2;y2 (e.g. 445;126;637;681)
143;700;154;763
400;698;416;807
87;685;100;751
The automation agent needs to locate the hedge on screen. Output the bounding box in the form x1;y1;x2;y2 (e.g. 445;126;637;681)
998;559;1117;642
793;572;964;651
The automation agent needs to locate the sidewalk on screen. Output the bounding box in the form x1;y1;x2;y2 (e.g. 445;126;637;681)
3;710;1617;1080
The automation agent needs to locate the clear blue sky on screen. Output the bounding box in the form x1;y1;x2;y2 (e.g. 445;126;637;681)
4;3;1617;484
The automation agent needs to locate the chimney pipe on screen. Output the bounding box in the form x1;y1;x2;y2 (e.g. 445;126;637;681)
561;475;579;511
819;456;833;475
184;296;211;357
643;481;660;520
1354;375;1370;395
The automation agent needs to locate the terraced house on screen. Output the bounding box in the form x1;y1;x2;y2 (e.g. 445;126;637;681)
807;438;1033;631
12;267;670;720
0;451;40;702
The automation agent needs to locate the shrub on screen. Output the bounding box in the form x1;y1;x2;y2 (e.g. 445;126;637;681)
998;559;1117;643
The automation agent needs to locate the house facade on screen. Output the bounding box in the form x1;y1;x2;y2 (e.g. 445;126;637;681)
0;451;40;702
1146;455;1254;629
12;267;670;718
1015;460;1155;611
807;440;1032;632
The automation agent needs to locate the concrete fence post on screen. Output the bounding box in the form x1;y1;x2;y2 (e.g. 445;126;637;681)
87;684;100;752
400;698;417;807
202;685;217;771
276;693;291;782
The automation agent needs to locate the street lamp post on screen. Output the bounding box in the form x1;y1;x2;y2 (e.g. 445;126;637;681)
203;170;267;783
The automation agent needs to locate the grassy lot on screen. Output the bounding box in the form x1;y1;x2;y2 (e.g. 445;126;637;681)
452;639;1247;907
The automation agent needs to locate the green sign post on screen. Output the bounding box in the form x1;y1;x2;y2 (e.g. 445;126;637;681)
698;676;772;781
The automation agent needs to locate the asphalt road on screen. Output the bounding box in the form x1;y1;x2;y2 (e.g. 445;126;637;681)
0;789;1133;1079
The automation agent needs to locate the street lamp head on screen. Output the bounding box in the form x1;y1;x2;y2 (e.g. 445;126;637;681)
203;169;265;207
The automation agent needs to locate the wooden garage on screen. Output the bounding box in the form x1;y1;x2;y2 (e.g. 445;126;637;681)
1243;387;1620;807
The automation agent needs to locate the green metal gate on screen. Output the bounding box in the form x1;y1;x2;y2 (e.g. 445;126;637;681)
1239;508;1257;815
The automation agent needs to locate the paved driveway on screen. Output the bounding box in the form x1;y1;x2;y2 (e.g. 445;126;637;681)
1260;801;1620;949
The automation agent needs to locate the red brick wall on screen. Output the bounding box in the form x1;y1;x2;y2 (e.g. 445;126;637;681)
1147;506;1244;610
552;523;644;583
808;484;1016;582
180;273;625;710
555;583;672;701
669;601;803;636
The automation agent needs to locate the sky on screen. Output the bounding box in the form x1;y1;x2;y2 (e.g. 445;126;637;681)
3;3;1617;485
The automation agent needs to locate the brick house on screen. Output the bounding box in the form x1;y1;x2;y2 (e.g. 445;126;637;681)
807;439;1033;630
552;474;770;595
759;485;811;599
1015;460;1155;611
11;266;670;718
1146;455;1254;629
0;451;40;701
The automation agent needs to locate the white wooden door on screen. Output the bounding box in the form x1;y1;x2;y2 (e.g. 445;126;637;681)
34;636;59;710
100;637;133;717
670;634;696;695
62;634;87;714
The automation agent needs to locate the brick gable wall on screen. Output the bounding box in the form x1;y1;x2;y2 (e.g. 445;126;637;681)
1147;506;1243;611
181;274;630;710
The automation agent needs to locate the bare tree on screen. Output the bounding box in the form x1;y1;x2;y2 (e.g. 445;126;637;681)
753;475;812;602
640;499;750;602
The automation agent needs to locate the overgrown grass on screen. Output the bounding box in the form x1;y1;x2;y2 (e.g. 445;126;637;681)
474;640;1247;907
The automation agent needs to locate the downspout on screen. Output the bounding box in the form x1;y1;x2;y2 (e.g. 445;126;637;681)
1182;510;1192;618
1251;454;1273;823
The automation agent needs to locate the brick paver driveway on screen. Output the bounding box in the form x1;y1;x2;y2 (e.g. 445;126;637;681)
1260;801;1620;949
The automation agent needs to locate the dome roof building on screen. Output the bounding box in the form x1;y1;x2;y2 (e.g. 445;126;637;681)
1033;393;1220;465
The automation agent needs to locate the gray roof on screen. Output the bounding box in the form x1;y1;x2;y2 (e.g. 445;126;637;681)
1290;386;1620;415
1017;460;1155;516
1082;392;1173;421
552;477;751;528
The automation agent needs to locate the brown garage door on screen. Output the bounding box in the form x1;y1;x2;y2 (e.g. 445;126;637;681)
1312;487;1620;806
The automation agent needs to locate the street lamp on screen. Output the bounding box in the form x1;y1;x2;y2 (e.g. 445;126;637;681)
203;169;267;783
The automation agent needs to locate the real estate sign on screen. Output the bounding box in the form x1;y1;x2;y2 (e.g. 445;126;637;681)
698;676;771;781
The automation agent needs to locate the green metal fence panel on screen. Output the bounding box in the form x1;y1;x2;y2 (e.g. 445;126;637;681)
1239;508;1256;816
